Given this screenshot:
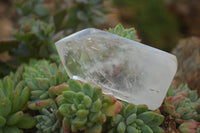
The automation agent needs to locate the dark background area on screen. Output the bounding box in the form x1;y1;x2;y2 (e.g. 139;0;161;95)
1;0;200;50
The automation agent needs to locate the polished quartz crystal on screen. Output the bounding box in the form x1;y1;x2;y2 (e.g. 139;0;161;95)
55;28;177;110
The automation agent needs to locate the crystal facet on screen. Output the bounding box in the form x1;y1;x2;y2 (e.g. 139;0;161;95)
55;28;177;110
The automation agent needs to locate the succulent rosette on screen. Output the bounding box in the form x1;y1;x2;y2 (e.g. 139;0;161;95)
164;85;200;124
57;79;122;133
108;102;164;133
22;60;69;110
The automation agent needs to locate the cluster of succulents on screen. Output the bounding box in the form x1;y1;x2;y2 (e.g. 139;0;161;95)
65;0;107;33
163;84;200;132
0;60;166;133
0;0;107;78
13;18;55;59
57;79;122;133
0;75;36;133
35;103;63;133
108;102;164;133
3;22;197;132
20;60;67;132
164;85;200;124
22;60;69;109
17;59;122;133
15;0;50;20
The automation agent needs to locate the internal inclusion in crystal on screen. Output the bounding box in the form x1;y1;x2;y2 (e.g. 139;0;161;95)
63;38;145;95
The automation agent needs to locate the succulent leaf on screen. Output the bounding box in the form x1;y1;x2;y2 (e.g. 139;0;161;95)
126;114;137;125
49;83;70;98
0;116;6;128
7;111;23;126
140;125;153;133
0;97;12;117
68;79;82;92
82;83;94;98
104;101;122;117
28;99;55;110
3;126;22;133
59;104;72;117
123;104;137;117
117;122;126;133
19;87;31;109
16;116;37;129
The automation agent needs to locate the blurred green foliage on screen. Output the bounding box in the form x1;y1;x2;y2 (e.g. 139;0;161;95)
0;0;107;78
15;0;50;21
65;0;107;33
12;18;55;59
0;0;182;77
113;0;181;51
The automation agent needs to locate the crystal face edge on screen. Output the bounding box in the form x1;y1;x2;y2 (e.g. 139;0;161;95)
55;28;178;110
56;28;177;61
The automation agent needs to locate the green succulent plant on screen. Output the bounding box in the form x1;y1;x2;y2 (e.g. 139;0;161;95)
9;65;25;88
15;0;49;21
0;17;55;78
35;103;63;133
13;18;55;59
57;79;122;133
164;85;200;124
65;0;107;33
0;0;108;78
108;24;141;42
179;120;200;133
108;102;164;133
0;76;36;133
22;60;69;110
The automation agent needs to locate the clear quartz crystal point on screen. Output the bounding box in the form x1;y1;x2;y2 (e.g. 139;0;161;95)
55;28;177;110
